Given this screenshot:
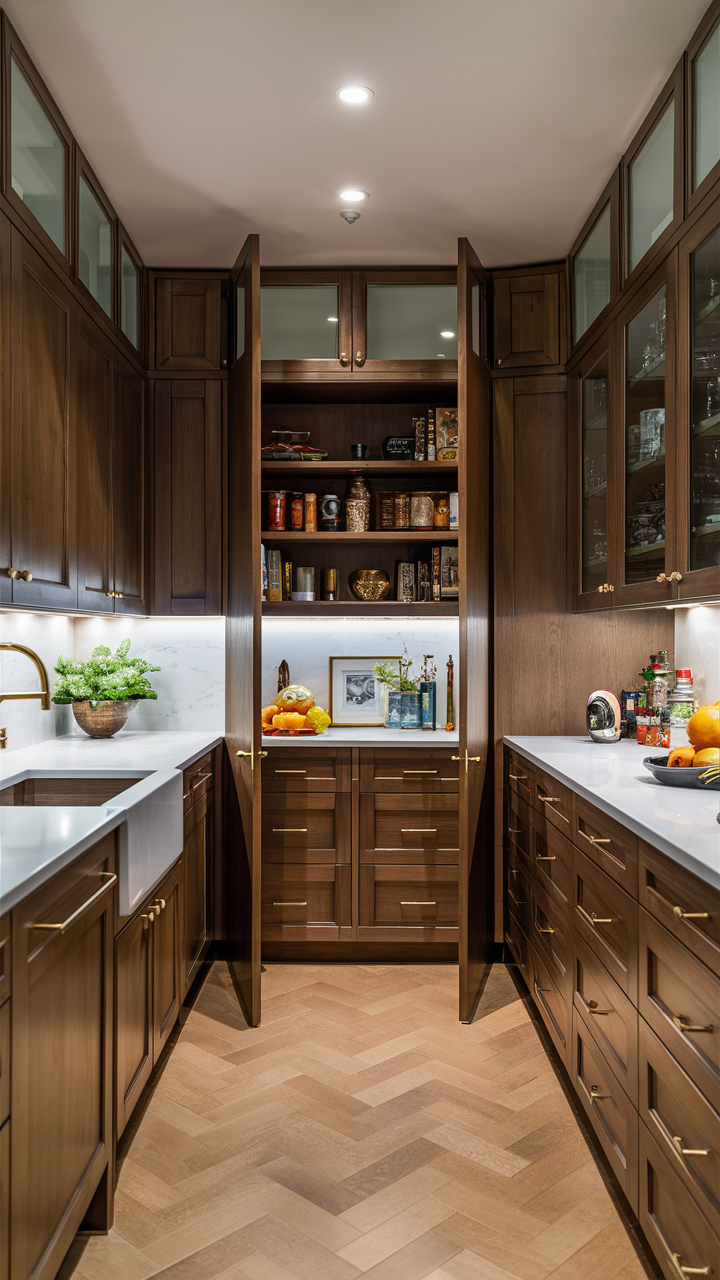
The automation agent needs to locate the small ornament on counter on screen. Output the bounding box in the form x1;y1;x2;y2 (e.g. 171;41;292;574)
393;491;410;529
292;566;315;601
268;490;286;531
586;689;621;743
446;655;454;731
319;494;342;531
427;408;436;461
420;656;437;732
397;561;416;602
277;659;290;693
382;434;415;460
304;492;317;532
376;492;395;529
413;417;427;461
410;491;434;529
433;492;450;529
449;491;459;529
401;690;422;730
323;568;338;601
289;493;304;530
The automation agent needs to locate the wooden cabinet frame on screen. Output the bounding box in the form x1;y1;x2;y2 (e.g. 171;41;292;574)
352;268;458;378
622;61;685;289
570;331;619;611
567;168;621;354
686;0;720;216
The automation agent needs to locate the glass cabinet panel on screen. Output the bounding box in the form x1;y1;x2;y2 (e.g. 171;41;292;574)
625;286;667;584
366;285;457;360
581;352;609;592
121;246;140;349
695;21;720;190
574;204;611;342
78;177;112;316
690;225;720;571
10;58;65;253
629;103;674;273
261;285;338;359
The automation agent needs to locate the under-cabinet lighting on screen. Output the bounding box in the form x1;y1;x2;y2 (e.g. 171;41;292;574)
665;603;702;610
336;86;373;104
440;331;455;338
339;189;368;202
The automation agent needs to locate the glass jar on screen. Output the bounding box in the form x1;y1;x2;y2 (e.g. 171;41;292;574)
410;492;435;530
345;476;371;532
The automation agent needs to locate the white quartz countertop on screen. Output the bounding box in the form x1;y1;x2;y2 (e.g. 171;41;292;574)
262;727;459;748
0;730;223;913
504;735;720;890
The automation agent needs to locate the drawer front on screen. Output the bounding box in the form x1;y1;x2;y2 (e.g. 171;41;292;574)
640;1019;720;1236
360;865;459;927
361;749;460;794
532;767;572;836
505;911;532;989
262;865;347;928
531;811;573;909
262;750;351;793
572;847;638;999
639;1120;720;1280
531;878;573;999
573;927;638;1104
506;849;532;936
506;792;533;866
572;1010;638;1211
361;794;459;865
573;793;638;895
262;794;350;865
0;1001;8;1127
640;840;720;979
183;752;214;812
530;942;570;1065
507;750;534;806
0;914;9;1008
640;909;720;1111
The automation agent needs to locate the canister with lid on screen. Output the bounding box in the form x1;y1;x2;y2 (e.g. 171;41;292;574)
410;492;435;530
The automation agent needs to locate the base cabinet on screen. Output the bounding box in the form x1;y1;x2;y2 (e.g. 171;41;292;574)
182;754;213;995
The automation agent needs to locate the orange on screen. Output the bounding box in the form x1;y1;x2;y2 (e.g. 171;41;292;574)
668;746;696;767
693;747;720;768
686;703;720;751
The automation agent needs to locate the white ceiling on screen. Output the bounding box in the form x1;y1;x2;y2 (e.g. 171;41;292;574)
4;0;710;269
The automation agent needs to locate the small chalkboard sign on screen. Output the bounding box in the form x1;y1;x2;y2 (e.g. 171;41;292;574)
382;434;415;460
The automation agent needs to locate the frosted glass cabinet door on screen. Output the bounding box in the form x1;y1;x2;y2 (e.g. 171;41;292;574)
9;55;67;257
78;173;113;317
573;203;612;343
260;272;352;372
353;272;458;372
628;103;675;273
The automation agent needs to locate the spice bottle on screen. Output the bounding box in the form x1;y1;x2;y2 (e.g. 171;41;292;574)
433;492;450;529
289;492;304;530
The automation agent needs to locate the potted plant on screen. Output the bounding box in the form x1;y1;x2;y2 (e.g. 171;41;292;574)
53;640;160;738
373;653;421;729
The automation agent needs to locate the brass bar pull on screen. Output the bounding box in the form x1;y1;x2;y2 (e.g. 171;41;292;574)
578;830;611;845
275;769;307;773
590;1085;610;1103
403;770;437;774
536;854;557;862
236;750;252;756
451;756;461;761
507;890;526;908
672;1135;710;1157
272;828;308;833
587;999;612;1016
401;828;437;833
401;900;437;906
509;773;527;781
672;1014;714;1034
534;919;555;935
672;1257;710;1276
273;901;307;907
534;981;551;994
673;906;710;921
32;872;117;935
576;904;615;928
538;795;561;804
508;827;521;834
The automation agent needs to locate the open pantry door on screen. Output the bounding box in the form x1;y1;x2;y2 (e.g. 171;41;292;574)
225;234;263;1027
457;237;493;1023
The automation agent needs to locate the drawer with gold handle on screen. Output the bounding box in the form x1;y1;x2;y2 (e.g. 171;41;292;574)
573;927;638;1103
531;810;573;908
572;847;638;999
639;840;720;978
573;793;638;894
531;880;572;998
639;1121;720;1280
573;1010;639;1211
532;768;572;833
529;942;569;1066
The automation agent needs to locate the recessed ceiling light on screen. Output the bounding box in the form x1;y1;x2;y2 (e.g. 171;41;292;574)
336;86;373;104
440;330;455;338
339;189;368;202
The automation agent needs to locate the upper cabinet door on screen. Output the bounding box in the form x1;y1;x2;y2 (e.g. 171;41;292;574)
76;155;116;323
688;8;720;213
352;270;458;378
154;275;226;370
572;336;618;610
260;270;352;377
569;170;620;351
623;64;684;285
112;354;148;613
676;199;720;599
76;316;114;612
493;268;565;369
119;228;144;357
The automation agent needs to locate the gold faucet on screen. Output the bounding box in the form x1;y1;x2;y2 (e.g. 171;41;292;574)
0;643;52;748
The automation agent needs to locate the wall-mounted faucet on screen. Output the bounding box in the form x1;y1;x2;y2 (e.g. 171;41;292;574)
0;642;52;748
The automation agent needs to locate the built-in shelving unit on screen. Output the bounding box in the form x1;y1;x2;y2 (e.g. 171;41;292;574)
262;529;457;544
262;599;459;616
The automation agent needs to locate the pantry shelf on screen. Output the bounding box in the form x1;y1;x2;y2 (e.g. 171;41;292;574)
262;600;459;617
261;460;458;475
262;530;458;543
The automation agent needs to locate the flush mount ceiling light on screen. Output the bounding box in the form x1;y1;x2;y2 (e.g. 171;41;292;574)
440;330;455;338
336;86;373;104
339;189;368;202
340;209;361;224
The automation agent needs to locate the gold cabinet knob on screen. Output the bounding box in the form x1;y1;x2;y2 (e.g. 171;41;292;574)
596;583;614;594
339;351;350;366
7;567;20;580
355;351;365;366
20;570;32;582
657;572;668;583
669;570;683;582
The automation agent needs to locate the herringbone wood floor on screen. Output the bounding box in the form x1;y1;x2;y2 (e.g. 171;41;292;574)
62;963;651;1280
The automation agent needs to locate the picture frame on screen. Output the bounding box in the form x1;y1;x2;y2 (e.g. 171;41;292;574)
328;656;401;727
441;545;459;598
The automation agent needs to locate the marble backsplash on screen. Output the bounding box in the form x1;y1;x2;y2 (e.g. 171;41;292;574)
673;604;719;705
0;611;74;751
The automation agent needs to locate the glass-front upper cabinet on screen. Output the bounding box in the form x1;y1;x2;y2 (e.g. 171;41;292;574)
78;171;113;317
580;349;610;598
573;203;612;345
120;239;141;351
354;272;457;373
9;55;67;258
625;70;681;280
260;271;352;374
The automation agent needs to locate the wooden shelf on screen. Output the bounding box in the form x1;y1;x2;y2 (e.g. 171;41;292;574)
693;412;720;438
262;530;458;543
262;600;459;617
625;539;665;559
261;460;458;475
627;452;665;475
692;522;720;539
627;354;665;387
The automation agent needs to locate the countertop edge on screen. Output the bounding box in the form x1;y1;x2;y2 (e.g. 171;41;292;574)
0;809;126;914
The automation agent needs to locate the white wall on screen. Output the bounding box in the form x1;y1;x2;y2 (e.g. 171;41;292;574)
673;604;720;705
0;611;74;751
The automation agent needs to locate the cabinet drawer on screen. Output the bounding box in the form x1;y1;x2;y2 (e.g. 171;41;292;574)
360;865;459;927
573;927;638;1104
360;794;459;865
639;909;720;1111
507;750;534;806
0;1001;8;1127
640;1018;720;1236
0;914;9;1008
639;840;720;979
262;865;348;928
262;750;351;793
639;1120;720;1280
506;792;533;866
505;911;532;989
531;768;572;836
573;793;638;895
361;749;459;794
183;752;214;811
530;878;573;999
262;794;350;865
506;849;532;937
572;848;638;1000
531;811;572;909
530;941;570;1065
572;1010;638;1211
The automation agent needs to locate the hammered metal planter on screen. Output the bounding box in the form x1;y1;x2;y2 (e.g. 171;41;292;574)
72;700;130;738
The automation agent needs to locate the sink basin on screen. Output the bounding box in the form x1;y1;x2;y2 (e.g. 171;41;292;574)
0;770;152;806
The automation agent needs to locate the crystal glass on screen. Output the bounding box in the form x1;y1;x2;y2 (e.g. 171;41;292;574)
625;286;667;584
366;285;457;359
261;285;338;359
10;58;64;253
78;177;112;316
690;224;720;571
121;246;139;349
695;20;720;190
573;203;611;342
581;352;608;592
629;102;675;273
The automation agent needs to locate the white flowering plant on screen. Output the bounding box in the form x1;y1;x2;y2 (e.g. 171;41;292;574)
52;639;160;704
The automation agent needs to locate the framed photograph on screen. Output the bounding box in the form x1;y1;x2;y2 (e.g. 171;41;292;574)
328;656;401;727
441;545;459;598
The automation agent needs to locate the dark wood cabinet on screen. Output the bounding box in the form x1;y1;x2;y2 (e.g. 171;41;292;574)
639;1120;720;1280
153;378;223;614
11;833;115;1280
115;899;152;1136
154;275;226;370
493;268;564;370
182;757;213;995
572;1009;639;1211
112;353;148;614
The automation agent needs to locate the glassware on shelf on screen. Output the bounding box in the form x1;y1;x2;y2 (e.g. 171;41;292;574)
581;352;609;592
691;222;720;571
625;286;667;584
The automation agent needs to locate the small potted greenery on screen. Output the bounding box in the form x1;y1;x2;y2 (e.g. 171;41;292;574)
53;640;160;738
373;653;420;729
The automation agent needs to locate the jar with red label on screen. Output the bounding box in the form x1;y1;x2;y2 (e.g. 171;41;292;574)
268;491;286;531
304;493;317;532
289;492;304;530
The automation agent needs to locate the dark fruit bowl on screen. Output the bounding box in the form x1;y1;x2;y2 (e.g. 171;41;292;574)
643;755;720;790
